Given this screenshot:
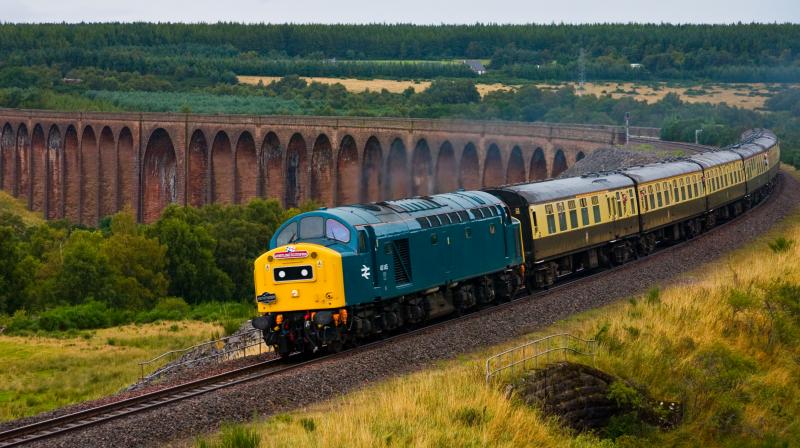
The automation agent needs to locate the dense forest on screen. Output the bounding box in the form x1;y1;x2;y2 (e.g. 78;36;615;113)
0;23;798;82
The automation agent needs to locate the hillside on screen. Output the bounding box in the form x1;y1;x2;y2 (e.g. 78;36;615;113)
194;170;800;447
0;191;42;226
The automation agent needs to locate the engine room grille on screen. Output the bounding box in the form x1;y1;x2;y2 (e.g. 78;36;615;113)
392;238;412;284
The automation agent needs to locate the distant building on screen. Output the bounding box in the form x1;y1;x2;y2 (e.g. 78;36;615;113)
629;63;643;69
463;59;487;75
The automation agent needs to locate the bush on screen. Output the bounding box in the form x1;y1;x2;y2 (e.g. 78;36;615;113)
37;302;126;332
135;297;191;323
768;236;794;253
197;423;260;448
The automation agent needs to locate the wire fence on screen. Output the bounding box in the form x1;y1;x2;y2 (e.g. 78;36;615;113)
485;333;596;384
138;328;269;380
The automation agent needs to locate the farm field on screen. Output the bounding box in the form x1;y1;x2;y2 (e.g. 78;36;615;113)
238;76;796;109
545;81;797;110
194;169;800;447
237;76;512;96
0;321;222;421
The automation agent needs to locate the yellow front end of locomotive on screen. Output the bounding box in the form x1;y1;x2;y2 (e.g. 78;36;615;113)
253;243;346;313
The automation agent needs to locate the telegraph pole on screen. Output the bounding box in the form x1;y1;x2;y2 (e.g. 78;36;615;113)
578;48;586;96
625;112;630;146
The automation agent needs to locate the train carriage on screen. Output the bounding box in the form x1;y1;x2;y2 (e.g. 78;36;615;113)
731;130;780;203
622;161;706;244
688;151;748;222
487;173;639;287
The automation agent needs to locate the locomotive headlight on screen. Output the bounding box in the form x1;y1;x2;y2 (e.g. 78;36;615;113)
278;270;286;279
301;268;309;277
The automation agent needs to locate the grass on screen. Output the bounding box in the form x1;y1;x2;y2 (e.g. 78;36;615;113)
0;320;222;421
0;190;43;226
193;172;800;447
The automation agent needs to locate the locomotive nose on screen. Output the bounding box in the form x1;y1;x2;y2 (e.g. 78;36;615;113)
253;243;346;313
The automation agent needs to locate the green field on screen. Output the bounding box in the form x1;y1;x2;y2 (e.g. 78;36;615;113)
0;321;221;421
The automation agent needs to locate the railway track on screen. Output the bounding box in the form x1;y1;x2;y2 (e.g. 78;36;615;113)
0;174;782;447
628;136;712;153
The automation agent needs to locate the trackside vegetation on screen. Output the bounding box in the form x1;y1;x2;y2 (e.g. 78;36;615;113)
0;199;317;335
194;174;800;447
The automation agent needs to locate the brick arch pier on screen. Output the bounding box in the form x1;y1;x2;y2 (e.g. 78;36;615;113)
0;109;629;223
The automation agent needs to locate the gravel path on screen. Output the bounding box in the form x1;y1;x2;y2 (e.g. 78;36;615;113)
21;172;800;448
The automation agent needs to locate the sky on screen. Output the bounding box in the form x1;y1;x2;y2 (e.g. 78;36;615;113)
2;0;799;24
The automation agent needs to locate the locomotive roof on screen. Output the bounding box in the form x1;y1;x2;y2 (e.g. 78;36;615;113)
289;191;506;238
486;173;634;205
621;160;701;183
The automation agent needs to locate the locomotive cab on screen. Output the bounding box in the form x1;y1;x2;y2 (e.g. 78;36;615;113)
252;212;362;355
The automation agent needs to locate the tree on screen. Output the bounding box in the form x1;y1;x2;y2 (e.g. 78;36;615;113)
148;209;233;303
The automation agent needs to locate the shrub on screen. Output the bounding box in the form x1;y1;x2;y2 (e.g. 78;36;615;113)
196;423;260;448
299;417;316;432
645;287;661;305
727;288;756;315
452;406;487;427
37;301;124;332
694;344;757;392
222;319;243;336
768;236;794;253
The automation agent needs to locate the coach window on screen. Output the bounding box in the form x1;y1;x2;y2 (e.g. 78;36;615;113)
557;202;567;232
592;197;602;223
681;179;687;201
568;200;578;229
580;198;589;226
531;209;539;234
655;185;663;208
687;179;694;199
693;178;699;196
663;183;671;205
648;186;655;210
673;180;679;202
465;227;472;239
431;233;438;245
546;204;556;234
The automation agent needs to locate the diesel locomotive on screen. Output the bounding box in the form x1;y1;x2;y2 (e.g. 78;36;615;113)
252;130;780;356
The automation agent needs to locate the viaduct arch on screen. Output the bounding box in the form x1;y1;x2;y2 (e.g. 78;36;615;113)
0;109;631;223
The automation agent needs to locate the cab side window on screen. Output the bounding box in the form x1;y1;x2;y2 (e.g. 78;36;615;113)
358;230;368;253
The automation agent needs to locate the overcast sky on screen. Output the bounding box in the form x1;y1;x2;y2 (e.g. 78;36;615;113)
2;0;799;24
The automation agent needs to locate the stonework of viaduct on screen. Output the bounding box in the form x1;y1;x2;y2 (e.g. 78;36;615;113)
0;108;636;224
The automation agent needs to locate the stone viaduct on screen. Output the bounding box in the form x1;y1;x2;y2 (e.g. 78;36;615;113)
0;108;633;224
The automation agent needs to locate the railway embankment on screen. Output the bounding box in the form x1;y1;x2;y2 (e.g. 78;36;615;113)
18;168;796;447
188;169;800;447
